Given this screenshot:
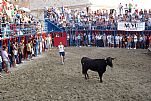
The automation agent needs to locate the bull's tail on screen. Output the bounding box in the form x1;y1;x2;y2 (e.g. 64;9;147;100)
82;64;88;75
81;63;85;74
81;57;89;74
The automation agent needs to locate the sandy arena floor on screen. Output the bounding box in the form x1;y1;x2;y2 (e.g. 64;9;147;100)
0;47;151;101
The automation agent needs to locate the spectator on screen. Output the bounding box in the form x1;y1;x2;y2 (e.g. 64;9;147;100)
143;34;147;49
88;33;91;46
106;34;110;47
122;35;127;48
77;34;81;47
119;34;123;48
39;36;43;54
13;43;18;65
27;41;32;60
127;35;132;49
111;34;114;48
1;46;10;73
146;35;150;49
0;50;2;72
138;34;144;49
124;4;129;14
118;3;123;15
129;3;133;13
134;34;138;49
34;36;39;56
115;34;120;48
18;43;22;64
97;34;102;47
102;33;107;47
21;40;25;60
149;34;151;48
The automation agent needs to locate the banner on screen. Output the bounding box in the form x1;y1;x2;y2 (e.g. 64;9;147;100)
118;22;145;31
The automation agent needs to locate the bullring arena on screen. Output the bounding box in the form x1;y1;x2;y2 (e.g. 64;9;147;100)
0;47;151;101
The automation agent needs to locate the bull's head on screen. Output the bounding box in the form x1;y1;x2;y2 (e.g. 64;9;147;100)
106;57;115;68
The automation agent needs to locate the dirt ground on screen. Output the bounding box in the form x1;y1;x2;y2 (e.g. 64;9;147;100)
0;47;151;101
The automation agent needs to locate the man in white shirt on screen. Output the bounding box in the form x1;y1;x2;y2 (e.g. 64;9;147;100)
58;42;65;65
134;34;138;49
107;34;112;47
115;35;120;48
119;34;123;48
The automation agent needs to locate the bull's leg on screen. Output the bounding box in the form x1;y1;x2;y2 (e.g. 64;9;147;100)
84;71;89;79
82;70;88;79
98;72;103;83
84;74;87;79
86;73;89;79
82;67;88;80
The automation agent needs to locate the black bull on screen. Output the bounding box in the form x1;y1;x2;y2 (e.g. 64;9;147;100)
81;57;115;82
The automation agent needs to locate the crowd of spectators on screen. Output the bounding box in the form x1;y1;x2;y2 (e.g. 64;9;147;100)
0;34;52;76
0;0;42;39
44;2;151;48
44;3;151;30
0;0;45;77
66;32;151;49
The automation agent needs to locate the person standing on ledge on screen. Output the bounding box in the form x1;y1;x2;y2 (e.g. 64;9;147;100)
58;42;65;65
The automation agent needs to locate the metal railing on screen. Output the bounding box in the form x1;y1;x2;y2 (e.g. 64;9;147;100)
0;22;44;39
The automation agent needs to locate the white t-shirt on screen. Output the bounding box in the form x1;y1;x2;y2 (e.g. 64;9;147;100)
47;37;51;43
115;36;120;44
139;36;143;42
0;56;2;62
14;50;18;55
98;35;102;40
2;50;9;61
58;45;65;52
134;35;138;42
107;35;112;43
119;36;123;42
